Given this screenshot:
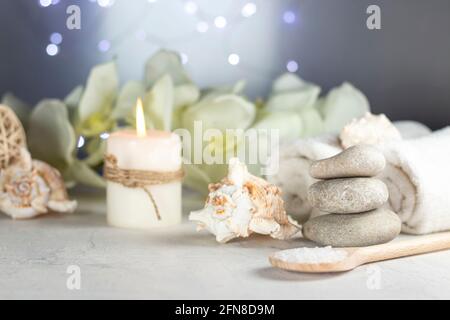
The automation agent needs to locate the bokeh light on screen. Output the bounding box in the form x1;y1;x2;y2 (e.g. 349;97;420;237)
283;11;296;24
196;21;209;33
184;1;198;15
286;60;299;72
46;44;59;56
97;0;115;8
77;136;85;148
241;3;257;18
98;40;111;52
214;16;227;29
50;32;63;45
39;0;52;7
181;53;189;65
100;132;110;140
228;54;240;66
135;29;146;41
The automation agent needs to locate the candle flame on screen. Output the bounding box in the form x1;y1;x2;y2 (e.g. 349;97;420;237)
136;98;146;137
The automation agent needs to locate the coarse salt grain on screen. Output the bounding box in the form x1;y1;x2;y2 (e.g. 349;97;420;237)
274;246;347;264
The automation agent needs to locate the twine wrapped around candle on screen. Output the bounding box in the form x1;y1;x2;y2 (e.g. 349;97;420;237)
104;154;184;220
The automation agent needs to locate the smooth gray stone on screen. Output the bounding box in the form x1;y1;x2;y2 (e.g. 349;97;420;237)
310;145;386;179
308;178;388;213
303;208;402;247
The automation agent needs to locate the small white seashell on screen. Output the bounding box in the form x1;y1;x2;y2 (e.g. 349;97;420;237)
340;112;402;149
0;148;77;219
189;158;300;243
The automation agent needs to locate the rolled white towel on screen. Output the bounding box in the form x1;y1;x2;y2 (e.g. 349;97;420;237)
268;134;341;223
379;127;450;234
393;120;432;139
269;120;432;223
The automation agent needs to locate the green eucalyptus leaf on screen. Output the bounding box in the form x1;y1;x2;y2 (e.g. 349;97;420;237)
1;93;31;127
200;80;247;101
321;82;370;133
172;82;200;129
252;111;303;141
143;75;174;131
182;93;255;133
299;107;324;137
197;131;267;182
78;61;118;123
83;137;106;167
145;50;190;88
174;83;200;109
265;74;320;112
180;125;244;192
78;111;115;137
65;85;84;109
195;163;228;188
272;73;307;92
64;85;84;124
67;160;106;188
182;163;212;196
315;97;326;117
113;81;145;120
171;82;200;129
248;112;303;177
232;80;247;94
28;99;76;171
172;105;188;130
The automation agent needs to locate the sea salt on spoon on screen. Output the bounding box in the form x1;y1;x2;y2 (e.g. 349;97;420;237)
269;232;450;273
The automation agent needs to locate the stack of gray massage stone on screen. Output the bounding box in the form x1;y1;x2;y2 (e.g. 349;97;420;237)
303;145;402;247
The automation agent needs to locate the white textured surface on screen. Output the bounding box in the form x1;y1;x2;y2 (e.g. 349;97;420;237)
1;190;450;300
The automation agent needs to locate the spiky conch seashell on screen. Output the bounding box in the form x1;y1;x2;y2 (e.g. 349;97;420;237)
340;112;402;149
189;158;300;243
0;104;77;219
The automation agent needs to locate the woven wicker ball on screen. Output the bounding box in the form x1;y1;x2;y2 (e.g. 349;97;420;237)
0;104;27;169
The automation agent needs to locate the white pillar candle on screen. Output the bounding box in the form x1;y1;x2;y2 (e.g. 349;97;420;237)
105;101;183;229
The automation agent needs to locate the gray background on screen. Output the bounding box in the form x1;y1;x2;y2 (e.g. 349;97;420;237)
0;0;449;129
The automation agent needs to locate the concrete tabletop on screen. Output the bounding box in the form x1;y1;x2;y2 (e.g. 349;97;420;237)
1;190;450;300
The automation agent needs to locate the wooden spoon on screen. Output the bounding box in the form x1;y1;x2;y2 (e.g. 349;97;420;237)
269;232;450;273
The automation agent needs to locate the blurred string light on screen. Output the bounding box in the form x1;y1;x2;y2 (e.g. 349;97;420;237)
241;2;257;18
39;0;52;7
286;60;299;73
98;40;111;52
100;132;110;140
77;136;85;148
283;10;296;24
180;53;189;65
40;0;299;76
46;44;59;56
97;0;115;8
196;21;209;33
214;16;227;29
135;29;147;41
50;32;63;45
184;1;198;15
228;53;240;66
